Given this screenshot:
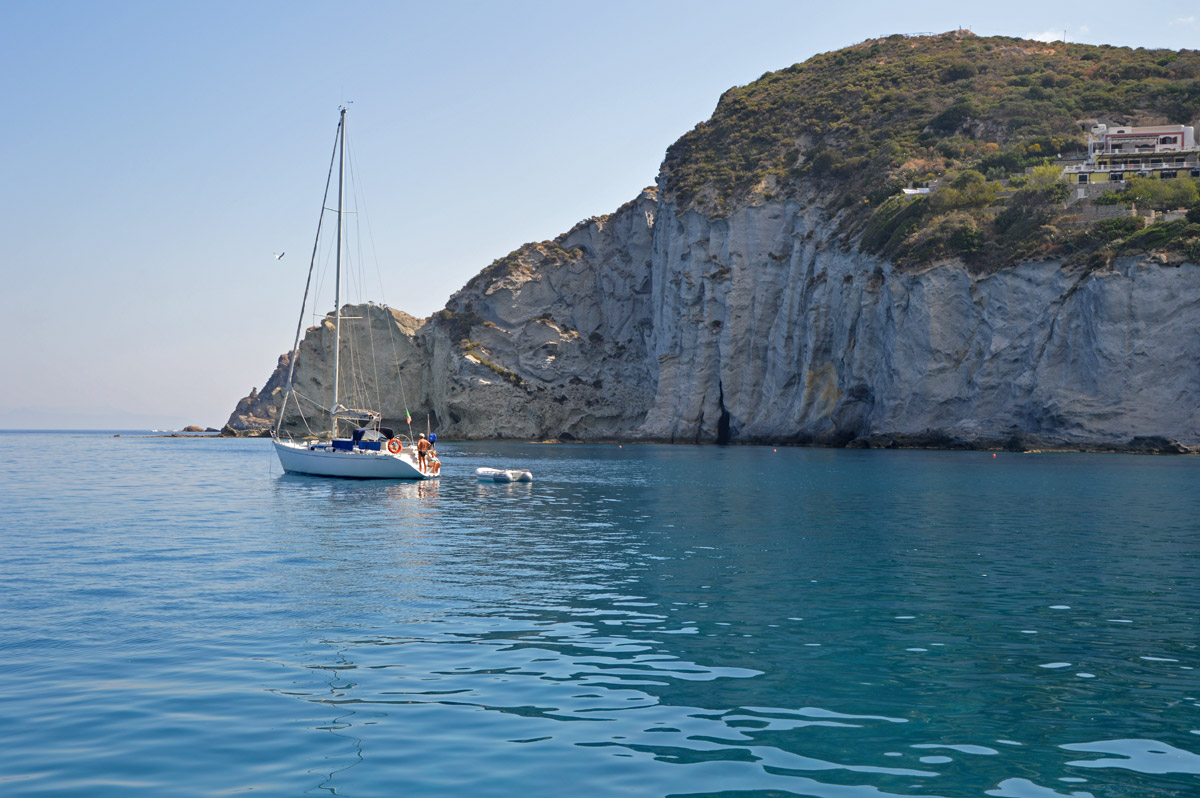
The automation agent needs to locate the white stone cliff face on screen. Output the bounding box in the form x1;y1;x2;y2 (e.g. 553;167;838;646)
641;195;1200;448
424;190;660;440
230;188;1200;450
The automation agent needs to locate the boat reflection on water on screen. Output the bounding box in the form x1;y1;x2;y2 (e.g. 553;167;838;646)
473;481;533;499
385;479;440;502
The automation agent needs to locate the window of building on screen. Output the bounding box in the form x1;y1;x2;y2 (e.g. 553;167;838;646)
1078;174;1089;184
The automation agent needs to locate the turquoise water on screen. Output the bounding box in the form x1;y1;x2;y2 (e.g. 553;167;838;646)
1;431;1198;797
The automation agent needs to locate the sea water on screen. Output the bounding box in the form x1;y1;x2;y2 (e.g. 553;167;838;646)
1;431;1198;797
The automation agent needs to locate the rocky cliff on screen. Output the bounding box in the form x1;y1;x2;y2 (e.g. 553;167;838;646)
639;194;1200;450
228;183;1200;450
227;32;1200;451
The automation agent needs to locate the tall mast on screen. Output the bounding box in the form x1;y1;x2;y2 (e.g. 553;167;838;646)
330;106;346;438
276;116;342;438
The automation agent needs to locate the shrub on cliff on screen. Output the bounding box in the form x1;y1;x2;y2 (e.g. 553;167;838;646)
1122;219;1191;250
1085;216;1145;244
1096;176;1200;211
433;308;484;344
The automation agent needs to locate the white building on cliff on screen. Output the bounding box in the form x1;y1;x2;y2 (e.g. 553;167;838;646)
1064;123;1199;184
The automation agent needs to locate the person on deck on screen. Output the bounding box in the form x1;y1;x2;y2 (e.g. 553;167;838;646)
427;447;440;475
416;433;431;473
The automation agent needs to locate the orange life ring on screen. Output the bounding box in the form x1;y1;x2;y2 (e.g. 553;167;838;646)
387;438;402;454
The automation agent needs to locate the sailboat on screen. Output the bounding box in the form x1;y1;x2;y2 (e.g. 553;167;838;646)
272;107;437;480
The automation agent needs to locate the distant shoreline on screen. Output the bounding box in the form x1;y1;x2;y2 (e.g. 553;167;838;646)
132;433;221;439
4;428;1195;454
0;429;220;437
221;431;1199;455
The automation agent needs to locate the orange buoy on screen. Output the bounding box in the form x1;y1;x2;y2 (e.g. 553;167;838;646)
387;438;402;454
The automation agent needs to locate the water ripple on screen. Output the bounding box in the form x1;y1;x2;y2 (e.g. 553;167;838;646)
1061;739;1200;774
4;435;1200;796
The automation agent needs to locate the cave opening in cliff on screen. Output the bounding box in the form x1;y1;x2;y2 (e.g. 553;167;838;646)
716;381;732;446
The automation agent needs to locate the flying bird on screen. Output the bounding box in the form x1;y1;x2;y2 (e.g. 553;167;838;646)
273;252;285;260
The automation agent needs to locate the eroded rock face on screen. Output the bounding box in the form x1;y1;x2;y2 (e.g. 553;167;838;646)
229;188;1200;451
425;189;659;440
642;196;1200;449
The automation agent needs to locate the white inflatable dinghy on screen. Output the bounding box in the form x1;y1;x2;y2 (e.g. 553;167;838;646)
476;467;533;483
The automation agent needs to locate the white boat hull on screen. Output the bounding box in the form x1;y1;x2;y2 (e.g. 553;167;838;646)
476;467;533;483
274;439;433;480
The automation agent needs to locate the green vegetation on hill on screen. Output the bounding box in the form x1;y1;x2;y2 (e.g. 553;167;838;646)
1096;175;1200;208
661;30;1200;269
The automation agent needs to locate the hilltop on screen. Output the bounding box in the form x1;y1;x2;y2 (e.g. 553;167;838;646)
662;30;1200;269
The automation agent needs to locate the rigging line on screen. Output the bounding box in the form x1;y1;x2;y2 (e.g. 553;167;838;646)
277;114;341;437
345;130;409;425
291;388;328;414
362;283;381;422
348;163;383;418
337;171;363;415
344;312;364;418
343;229;369;417
344;152;367;310
347;315;371;425
373;299;410;425
292;386;323;405
342;137;387;421
380;305;410;425
296;391;315;437
346;137;391;325
340;246;364;412
277;389;292;438
286;387;321;436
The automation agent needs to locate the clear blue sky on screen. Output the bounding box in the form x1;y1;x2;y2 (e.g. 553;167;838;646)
2;1;1196;429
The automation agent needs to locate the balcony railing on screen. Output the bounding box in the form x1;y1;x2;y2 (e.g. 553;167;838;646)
1063;160;1199;173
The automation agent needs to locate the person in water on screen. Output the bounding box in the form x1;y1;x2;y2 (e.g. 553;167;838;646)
416;433;431;473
